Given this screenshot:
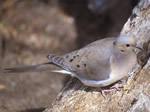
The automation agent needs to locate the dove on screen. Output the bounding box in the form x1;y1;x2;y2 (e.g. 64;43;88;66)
4;35;142;88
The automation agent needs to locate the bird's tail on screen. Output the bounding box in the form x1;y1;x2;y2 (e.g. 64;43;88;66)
3;62;54;73
51;70;72;75
4;54;68;73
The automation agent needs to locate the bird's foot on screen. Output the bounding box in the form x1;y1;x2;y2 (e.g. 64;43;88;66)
99;81;126;97
110;83;124;91
100;88;115;97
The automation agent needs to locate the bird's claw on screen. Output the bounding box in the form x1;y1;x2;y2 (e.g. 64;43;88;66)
100;88;115;97
110;83;124;91
98;82;125;97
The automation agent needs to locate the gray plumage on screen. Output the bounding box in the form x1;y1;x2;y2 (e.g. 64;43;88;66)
4;35;141;87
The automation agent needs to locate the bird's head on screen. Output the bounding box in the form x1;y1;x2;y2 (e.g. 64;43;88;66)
113;35;142;53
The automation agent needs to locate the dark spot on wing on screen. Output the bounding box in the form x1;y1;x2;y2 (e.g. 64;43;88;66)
84;64;86;67
73;56;76;58
69;59;73;62
66;55;69;58
77;65;80;68
113;41;116;45
77;55;79;57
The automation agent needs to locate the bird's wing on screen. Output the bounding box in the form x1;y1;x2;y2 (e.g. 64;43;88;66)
47;37;116;81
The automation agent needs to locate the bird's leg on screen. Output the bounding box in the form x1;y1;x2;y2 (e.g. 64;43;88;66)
98;80;127;97
100;87;116;97
110;76;128;90
110;81;125;90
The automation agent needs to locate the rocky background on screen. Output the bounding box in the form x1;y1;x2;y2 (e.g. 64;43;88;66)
0;0;138;112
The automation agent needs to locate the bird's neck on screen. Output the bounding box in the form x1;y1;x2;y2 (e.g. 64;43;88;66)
113;48;131;62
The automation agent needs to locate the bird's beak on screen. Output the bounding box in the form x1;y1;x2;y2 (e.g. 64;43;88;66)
135;45;143;50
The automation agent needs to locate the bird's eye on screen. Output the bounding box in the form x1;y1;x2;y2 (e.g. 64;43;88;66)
126;44;130;47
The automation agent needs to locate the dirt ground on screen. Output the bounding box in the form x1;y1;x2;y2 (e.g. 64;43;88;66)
0;0;137;112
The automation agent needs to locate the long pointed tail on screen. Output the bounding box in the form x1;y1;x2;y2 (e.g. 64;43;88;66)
4;54;67;73
4;62;53;73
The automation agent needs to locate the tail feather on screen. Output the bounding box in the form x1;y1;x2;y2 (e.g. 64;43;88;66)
47;54;70;71
4;54;71;73
4;62;52;73
51;70;72;75
47;54;64;66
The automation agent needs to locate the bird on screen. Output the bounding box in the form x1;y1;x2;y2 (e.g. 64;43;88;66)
4;35;142;89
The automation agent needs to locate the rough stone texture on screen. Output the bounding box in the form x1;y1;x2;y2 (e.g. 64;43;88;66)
45;0;150;112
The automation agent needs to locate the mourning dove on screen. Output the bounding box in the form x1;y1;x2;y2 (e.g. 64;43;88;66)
4;35;142;88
